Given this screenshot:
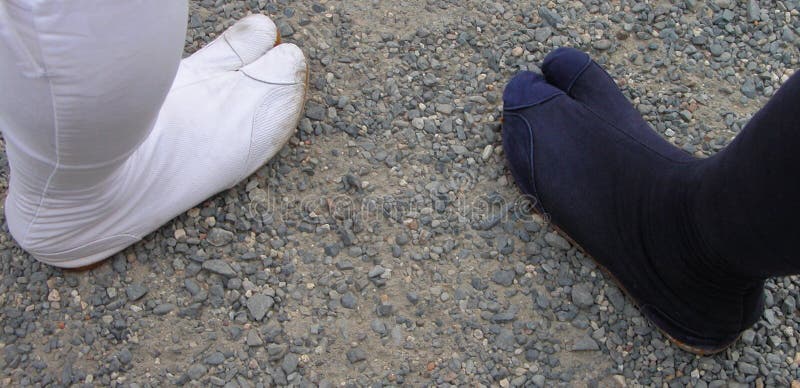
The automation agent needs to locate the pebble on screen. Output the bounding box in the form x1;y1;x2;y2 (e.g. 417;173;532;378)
187;364;207;380
545;232;571;250
153;303;175;316
282;353;299;374
125;284;148;301
368;265;385;278
538;6;562;26
571;283;594;308
206;227;234;246
247;294;274;321
246;330;263;347
491;269;515;286
341;292;357;309
47;289;60;302
202;259;237;277
346;348;367;363
371;319;387;335
572;334;600;351
204;352;225;365
592;39;612;50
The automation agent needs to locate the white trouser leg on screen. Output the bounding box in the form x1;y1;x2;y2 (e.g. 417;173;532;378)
0;1;307;267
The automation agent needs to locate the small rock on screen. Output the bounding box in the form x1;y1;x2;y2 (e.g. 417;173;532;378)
246;330;263;347
117;348;132;365
48;289;61;302
571;283;594;308
491;269;515;286
737;361;759;375
534;27;552;42
187;364;207;380
741;78;757;98
125;284;148;301
206;227;234;246
538;7;562;26
593;39;612;50
202;260;236;277
371;319;387;335
174;228;187;241
368;265;385;278
481;145;493;161
335;260;354;270
346;348;367;363
747;0;761;21
247;294;274;321
511;47;523;57
204;352;225;366
153;303;175;316
741;329;756;345
282;353;299;374
544;232;571;250
341;292;357;309
305;102;326;121
572;334;600;351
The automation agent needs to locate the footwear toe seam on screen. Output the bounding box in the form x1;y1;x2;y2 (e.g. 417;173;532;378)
563;56;593;95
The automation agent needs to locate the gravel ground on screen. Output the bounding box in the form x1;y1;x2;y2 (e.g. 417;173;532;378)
1;0;799;386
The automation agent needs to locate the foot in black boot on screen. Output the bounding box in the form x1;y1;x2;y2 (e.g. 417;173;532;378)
502;47;767;355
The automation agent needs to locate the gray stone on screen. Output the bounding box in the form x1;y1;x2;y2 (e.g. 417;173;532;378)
153;303;175;316
741;329;756;345
571;283;594;308
346;348;367;363
395;232;410;245
491;311;516;323
247;294;274;321
538;7;562;26
246;330;263;347
335;260;354;270
435;104;454;115
737;361;759;375
187;364;207;380
747;0;760;21
572;334;600;351
125;284;148;301
593;39;612;50
202;259;237;277
368;265;385;278
204;352;225;365
371;319;387;335
305;102;326;121
606;287;625;311
207;227;234;246
491;269;515;286
282;353;299;374
741;78;757;98
341;292;357;309
544;232;571;250
451;145;468;155
534;27;552;42
117;348;132;365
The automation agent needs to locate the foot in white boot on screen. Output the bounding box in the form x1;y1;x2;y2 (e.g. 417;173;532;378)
4;15;307;268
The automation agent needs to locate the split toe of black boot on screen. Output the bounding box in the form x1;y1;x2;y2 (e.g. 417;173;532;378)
502;48;765;355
